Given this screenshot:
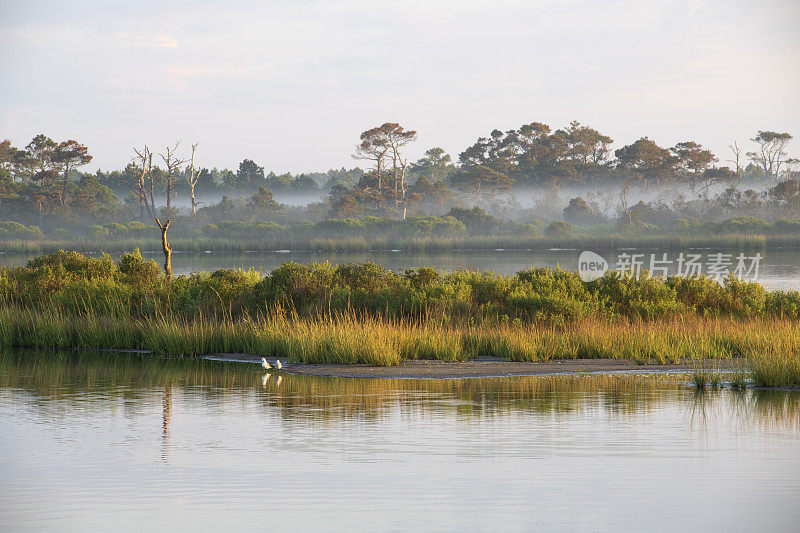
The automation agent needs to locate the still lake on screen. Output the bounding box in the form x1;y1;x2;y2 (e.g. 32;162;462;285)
2;247;800;290
1;350;798;532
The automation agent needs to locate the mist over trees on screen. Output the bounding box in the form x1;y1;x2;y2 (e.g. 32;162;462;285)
1;122;798;259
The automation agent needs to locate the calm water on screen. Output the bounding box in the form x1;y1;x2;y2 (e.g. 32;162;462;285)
3;247;800;290
1;350;799;532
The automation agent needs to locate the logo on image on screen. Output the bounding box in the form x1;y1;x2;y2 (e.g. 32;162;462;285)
577;251;609;282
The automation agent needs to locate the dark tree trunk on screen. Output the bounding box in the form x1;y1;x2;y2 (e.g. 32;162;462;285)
61;169;68;208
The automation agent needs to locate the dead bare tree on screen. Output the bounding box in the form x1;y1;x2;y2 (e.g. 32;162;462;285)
186;142;202;215
154;215;172;279
160;142;184;213
123;146;156;217
398;155;410;219
728;141;742;177
121;144;177;279
618;178;633;228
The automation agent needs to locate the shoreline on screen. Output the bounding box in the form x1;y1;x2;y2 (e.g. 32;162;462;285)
0;232;790;256
4;249;798;386
206;354;738;379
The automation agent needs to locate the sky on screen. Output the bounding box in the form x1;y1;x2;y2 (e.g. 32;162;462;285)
1;0;798;173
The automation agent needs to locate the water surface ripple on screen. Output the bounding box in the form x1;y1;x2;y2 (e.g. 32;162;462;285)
0;350;798;532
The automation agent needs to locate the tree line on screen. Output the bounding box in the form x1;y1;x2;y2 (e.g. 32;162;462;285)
450;123;795;198
1;121;796;276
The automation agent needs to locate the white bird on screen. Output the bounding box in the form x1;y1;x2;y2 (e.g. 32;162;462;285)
275;359;283;370
261;357;271;370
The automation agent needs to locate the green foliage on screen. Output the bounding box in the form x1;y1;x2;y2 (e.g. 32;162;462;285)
596;273;684;320
404;267;441;288
0;221;44;240
545;220;572;237
88;225;109;239
512;221;543;236
718;216;771;234
2;251;800;374
5;250;800;327
118;248;160;287
765;290;800;319
25;250;115;282
446;207;500;234
668;275;767;318
563;197;602;224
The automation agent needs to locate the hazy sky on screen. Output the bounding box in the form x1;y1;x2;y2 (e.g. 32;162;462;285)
1;0;798;172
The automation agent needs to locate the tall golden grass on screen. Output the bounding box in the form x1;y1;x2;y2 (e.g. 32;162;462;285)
1;306;799;385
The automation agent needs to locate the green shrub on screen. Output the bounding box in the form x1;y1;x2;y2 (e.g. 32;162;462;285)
88;225;110;239
0;221;44;240
718;216;770;234
3;250;799;326
766;290;800;319
335;263;397;292
118;249;160;286
404;267;441;288
26;250;116;282
545;220;572;237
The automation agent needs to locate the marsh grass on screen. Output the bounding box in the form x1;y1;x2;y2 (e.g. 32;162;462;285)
3;304;800;378
0;307;404;365
3;232;797;255
747;346;800;388
729;359;750;390
691;358;721;390
2;250;800;382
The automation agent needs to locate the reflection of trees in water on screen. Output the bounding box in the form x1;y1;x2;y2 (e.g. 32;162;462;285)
162;385;172;462
2;349;798;431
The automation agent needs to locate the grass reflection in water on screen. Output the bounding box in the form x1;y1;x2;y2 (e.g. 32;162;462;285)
2;348;797;431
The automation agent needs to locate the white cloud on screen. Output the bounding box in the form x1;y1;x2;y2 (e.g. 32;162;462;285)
0;0;797;171
118;32;178;48
0;27;178;48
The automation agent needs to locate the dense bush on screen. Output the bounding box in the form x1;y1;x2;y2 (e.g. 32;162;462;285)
717;216;771;234
4;251;800;325
118;249;162;287
0;221;44;240
563;197;604;224
545;220;572;237
11;211;800;253
445;207;501;234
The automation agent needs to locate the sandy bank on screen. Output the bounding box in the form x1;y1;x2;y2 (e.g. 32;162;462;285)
205;354;736;379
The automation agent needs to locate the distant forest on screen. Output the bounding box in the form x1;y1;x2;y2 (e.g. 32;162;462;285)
1;121;797;244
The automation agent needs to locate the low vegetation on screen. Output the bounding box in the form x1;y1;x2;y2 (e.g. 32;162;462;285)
1;250;799;386
7;216;800;255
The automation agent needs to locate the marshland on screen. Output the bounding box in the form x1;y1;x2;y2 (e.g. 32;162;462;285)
4;0;800;530
1;249;800;387
3;125;800;533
